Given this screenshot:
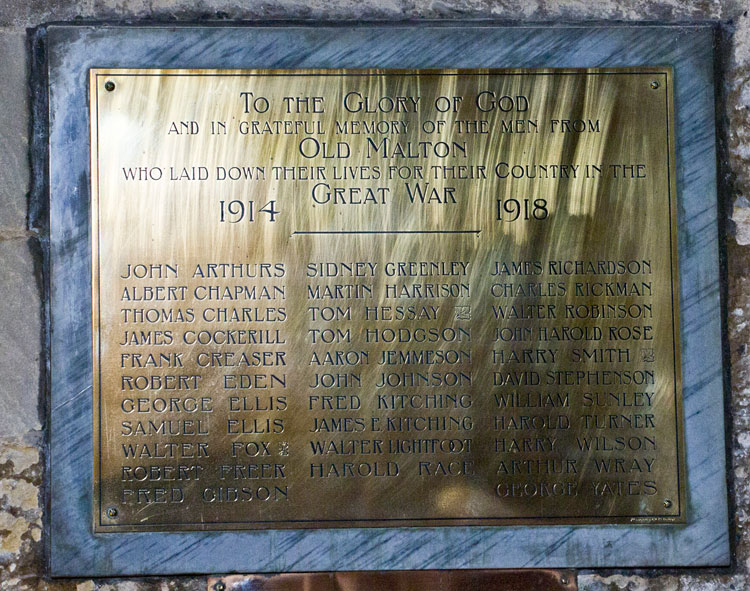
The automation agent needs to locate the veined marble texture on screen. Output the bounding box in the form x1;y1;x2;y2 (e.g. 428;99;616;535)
45;24;727;575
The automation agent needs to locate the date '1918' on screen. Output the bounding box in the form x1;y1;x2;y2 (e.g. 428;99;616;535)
496;197;548;222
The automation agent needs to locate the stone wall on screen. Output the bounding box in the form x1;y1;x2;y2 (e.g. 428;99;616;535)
0;2;748;590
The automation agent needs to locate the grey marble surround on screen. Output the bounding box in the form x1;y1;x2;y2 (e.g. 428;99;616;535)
44;24;728;576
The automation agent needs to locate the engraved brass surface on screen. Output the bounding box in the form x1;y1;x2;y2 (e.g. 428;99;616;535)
91;68;684;531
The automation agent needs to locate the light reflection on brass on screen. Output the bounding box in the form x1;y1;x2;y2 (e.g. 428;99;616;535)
90;68;685;532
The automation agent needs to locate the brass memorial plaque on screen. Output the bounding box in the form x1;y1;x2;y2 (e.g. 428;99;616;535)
91;68;685;531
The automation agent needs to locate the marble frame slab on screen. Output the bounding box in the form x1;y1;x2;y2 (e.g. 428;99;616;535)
43;23;729;576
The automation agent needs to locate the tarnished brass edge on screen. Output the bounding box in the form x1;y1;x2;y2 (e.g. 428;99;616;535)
95;517;683;532
89;66;679;75
90;69;102;533
665;68;688;521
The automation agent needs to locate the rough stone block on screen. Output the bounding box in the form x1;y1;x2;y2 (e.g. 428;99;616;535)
0;239;41;437
0;29;28;233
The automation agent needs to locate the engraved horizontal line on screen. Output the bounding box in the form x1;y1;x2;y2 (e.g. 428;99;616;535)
97;72;669;77
97;510;683;528
292;230;481;235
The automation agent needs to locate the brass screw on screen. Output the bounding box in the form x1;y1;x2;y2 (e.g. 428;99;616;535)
105;81;115;92
213;582;226;591
650;80;660;89
664;499;673;509
105;506;118;518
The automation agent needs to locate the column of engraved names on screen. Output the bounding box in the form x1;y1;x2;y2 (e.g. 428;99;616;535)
304;260;475;507
306;261;375;482
489;259;658;511
115;262;290;517
365;261;474;499
206;263;289;509
116;263;206;512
